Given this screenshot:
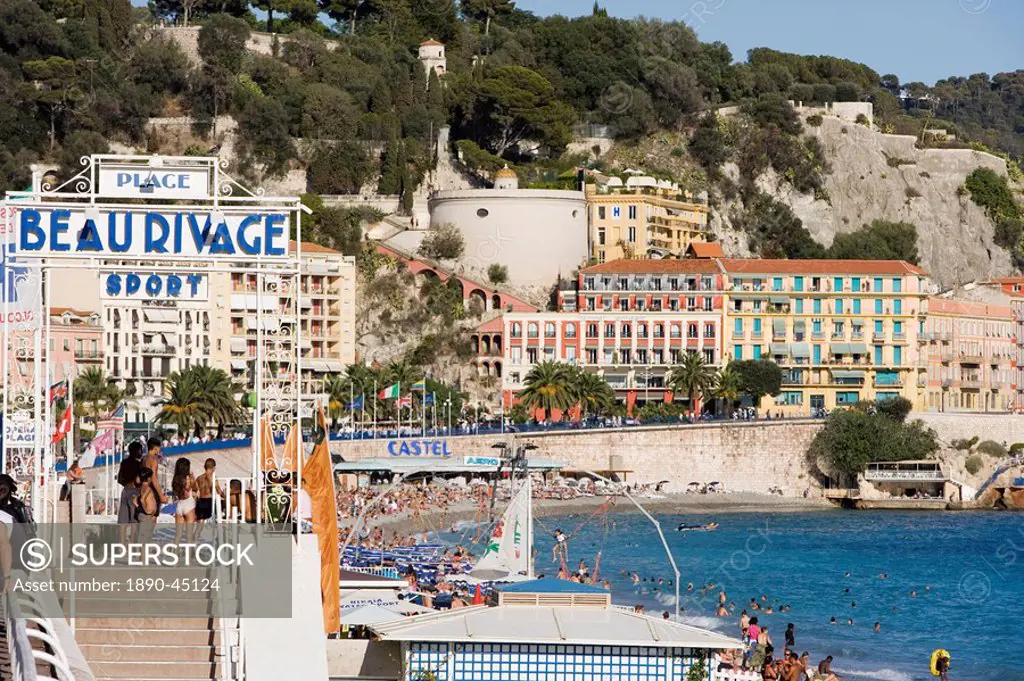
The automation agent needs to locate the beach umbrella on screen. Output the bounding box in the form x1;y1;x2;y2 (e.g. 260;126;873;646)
471;584;484;605
342;604;404;626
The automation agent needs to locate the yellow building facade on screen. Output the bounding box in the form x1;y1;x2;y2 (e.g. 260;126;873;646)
718;259;930;414
586;180;709;262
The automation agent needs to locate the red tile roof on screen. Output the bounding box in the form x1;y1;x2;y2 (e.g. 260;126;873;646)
927;297;1012;318
475;317;504;333
50;307;97;318
420;39;444;46
581;259;723;275
290;240;341;255
718;259;928;276
686;242;725;258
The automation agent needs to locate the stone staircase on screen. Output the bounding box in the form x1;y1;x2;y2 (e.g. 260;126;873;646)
76;616;229;680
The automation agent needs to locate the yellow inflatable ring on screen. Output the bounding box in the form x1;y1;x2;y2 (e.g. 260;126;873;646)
930;649;950;676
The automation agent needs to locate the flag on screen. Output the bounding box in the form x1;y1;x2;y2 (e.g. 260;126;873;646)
51;404;72;445
83;428;115;467
397;396;412;409
303;403;340;634
378;383;400;399
472;584;484;605
346;395;364;411
424;393;436;406
96;404;125;431
48;379;68;404
411;379;426;391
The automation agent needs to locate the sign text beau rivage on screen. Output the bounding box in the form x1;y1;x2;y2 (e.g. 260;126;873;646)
8;158;292;260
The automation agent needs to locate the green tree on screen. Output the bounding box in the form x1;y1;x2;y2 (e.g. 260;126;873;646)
73;367;117;429
472;65;575;157
667;351;716;414
197;14;250;74
828;220;920;264
461;0;515;37
689;112;729;172
308;142;372;194
809;407;938;484
155;365;241;437
301;84;359;140
236;97;297;177
712;363;742;413
742;95;801;136
568;367;615;419
21;57;80;150
418;223;465;260
732;359;783;405
732;192;826;259
518;361;573;421
58;130;109;183
487;263;508;285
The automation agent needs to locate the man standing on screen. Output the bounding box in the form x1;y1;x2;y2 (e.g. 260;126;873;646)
142;437;163;487
116;442;144;542
195;458;223;531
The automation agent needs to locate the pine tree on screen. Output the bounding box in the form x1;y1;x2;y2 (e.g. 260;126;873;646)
379;124;402;195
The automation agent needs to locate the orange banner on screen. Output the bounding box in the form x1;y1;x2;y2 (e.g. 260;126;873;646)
259;417;277;473
303;403;340;634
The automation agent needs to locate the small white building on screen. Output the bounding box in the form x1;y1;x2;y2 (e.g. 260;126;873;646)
418;39;446;79
371;579;741;681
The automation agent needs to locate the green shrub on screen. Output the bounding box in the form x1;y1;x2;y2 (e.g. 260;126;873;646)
964;454;984;475
855;113;870;126
965;167;1021;223
805;114;823;127
951;436;978;451
976;440;1007;458
1010;442;1024;454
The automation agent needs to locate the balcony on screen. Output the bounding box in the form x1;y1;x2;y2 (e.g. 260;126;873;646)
959;354;983;365
874;377;904;388
941;378;954;388
917;376;927;388
74;349;102;362
892;333;907;343
940;352;954;363
961;378;983;390
872;332;887;342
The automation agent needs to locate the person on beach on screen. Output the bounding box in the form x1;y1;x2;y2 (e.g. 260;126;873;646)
552;528;568;563
740;609;750;636
135;468;163;542
116;441;143;543
785;623;795;648
171;458;196;543
748;624;770;669
195;458;222;531
717;603;729;616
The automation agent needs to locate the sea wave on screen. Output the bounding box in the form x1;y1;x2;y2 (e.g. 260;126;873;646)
680;615;728;632
836;667;915;681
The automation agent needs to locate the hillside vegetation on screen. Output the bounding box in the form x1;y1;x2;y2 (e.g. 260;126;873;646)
1;0;1021;283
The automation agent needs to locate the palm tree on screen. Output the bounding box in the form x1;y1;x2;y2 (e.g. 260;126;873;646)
155;370;209;436
667;351;717;415
518;361;573;421
322;374;347;427
713;364;742;415
73;367;114;429
155;366;241;437
570;368;616;420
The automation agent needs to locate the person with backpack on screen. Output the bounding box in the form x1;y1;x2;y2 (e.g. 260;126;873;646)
116;441;144;542
0;475;20;593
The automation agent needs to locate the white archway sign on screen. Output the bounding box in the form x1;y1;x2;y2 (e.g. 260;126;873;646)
2;154;308;522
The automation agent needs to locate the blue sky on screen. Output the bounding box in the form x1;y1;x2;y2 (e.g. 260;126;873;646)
516;0;1024;84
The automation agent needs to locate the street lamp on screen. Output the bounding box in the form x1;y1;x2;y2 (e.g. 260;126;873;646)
445;397;452;433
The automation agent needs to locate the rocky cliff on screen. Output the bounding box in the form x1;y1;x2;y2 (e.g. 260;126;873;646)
716;116;1014;289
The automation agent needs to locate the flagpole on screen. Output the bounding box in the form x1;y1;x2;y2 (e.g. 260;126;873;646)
397;381;401;437
372;380;377;440
421;386;426;438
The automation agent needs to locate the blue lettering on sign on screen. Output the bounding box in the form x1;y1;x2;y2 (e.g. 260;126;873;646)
116;172;193;190
103;272;205;300
387;439;453;458
16;209;290;257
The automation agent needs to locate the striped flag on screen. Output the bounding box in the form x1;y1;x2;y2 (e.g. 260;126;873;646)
49;379;68;404
51;405;72;445
411;379;426;391
378;383;400;399
96;404;125;431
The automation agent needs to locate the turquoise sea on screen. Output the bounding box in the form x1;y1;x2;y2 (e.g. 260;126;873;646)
446;510;1022;681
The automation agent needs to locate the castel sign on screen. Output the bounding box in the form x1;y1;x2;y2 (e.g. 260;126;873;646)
97;164;212;200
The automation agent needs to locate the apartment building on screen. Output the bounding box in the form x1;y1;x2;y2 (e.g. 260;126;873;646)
586;177;709;262
478;257;942;416
481;259;725;408
225;242;356;397
719;259;930;413
921;298;1014;412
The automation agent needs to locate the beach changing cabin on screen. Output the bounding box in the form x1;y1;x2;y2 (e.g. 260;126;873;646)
370;578;742;681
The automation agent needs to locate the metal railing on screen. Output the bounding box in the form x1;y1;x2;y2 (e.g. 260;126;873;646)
5;590;75;681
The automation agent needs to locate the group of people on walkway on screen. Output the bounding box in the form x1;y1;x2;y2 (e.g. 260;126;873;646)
115;437;225;542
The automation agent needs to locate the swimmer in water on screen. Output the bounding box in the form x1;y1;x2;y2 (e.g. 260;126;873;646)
909;590;917;597
851;601;856;608
829;617;837;625
717;604;729;617
846;618;854;625
687;583;694;592
844;571;850;577
873;621;880;633
631;573;640;585
879;573;888;580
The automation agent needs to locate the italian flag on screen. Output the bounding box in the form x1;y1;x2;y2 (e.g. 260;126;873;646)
378;383;400;399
